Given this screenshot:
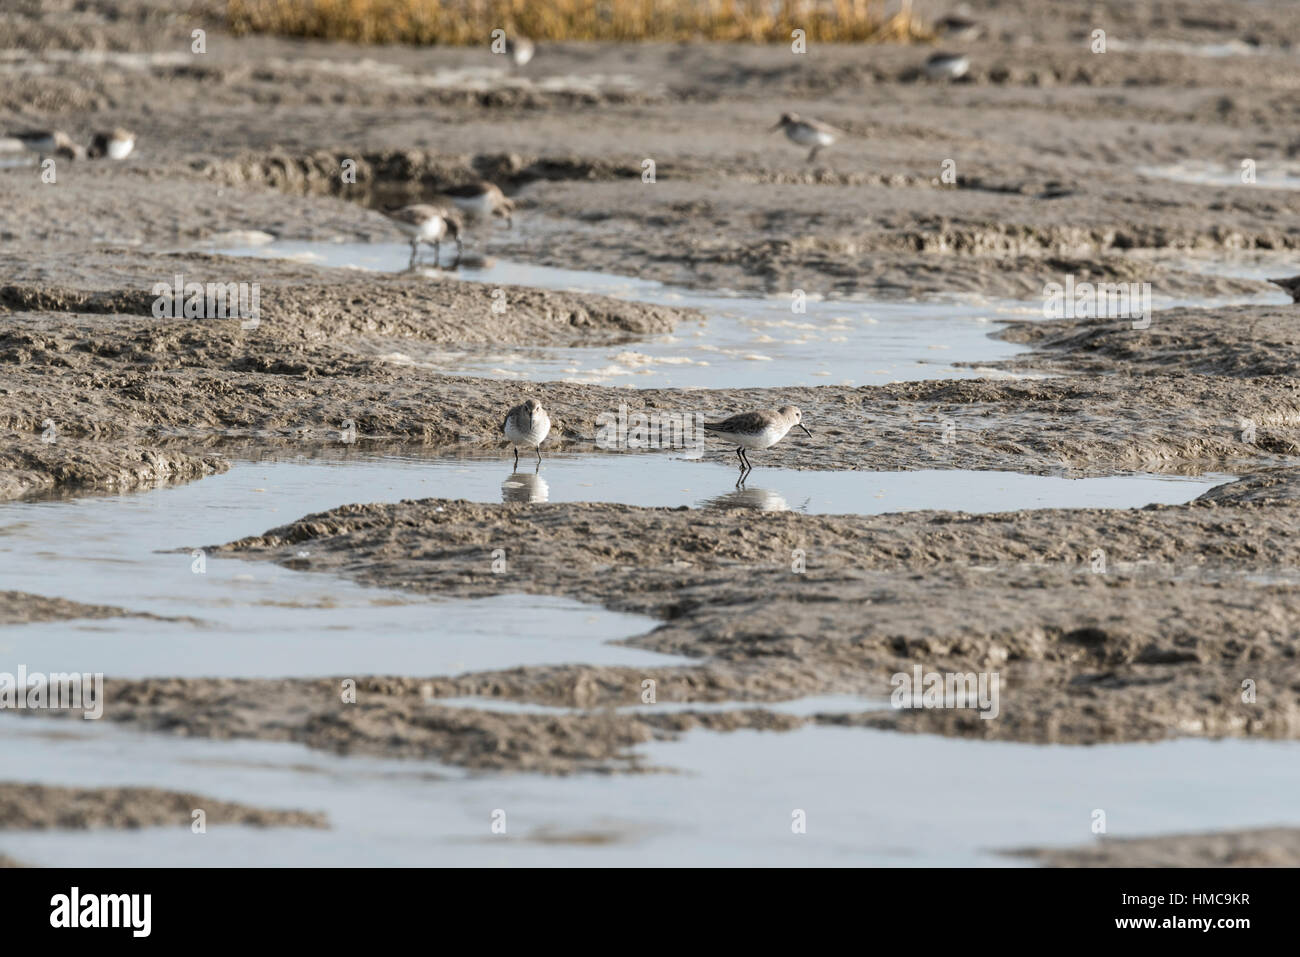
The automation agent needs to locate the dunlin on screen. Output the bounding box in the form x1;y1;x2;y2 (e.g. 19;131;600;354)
87;128;136;160
502;398;552;468
925;52;970;81
384;203;463;268
704;405;812;480
440;181;515;227
934;14;981;42
505;36;535;68
1269;276;1300;302
6;129;82;161
771;113;840;163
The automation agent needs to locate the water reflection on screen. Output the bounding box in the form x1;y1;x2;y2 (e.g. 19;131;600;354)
700;486;791;512
405;251;494;276
501;470;549;503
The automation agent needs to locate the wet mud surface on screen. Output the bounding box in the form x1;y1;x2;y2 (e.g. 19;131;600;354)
1005;827;1300;867
184;473;1298;757
14;466;1298;773
0;590;164;626
6;0;1300;857
3;302;1298;499
0;781;327;830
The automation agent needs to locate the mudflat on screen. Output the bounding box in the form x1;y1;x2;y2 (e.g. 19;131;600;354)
4;0;1300;866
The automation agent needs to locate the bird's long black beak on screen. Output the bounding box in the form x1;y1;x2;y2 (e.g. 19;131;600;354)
799;424;813;438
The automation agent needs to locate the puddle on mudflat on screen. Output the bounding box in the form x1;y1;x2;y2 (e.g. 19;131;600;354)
0;451;1228;676
0;49;193;73
3;717;1297;866
1107;38;1272;58
1140;160;1300;192
0;457;673;679
0;592;669;680
1131;248;1298;297
156;448;1229;516
211;239;1044;388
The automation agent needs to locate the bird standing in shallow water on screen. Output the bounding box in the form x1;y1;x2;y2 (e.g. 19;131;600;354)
704;405;812;484
384;203;463;268
503;398;552;469
771;113;841;163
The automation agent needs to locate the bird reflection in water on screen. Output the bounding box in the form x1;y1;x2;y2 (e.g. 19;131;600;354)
501;470;549;503
700;486;790;512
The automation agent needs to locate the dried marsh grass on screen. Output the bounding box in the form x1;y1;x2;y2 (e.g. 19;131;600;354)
227;0;929;45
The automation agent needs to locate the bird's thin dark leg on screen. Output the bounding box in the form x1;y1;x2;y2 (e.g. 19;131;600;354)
433;240;441;266
807;146;820;163
735;447;746;471
513;447;519;469
453;237;463;268
409;240;418;268
535;445;542;465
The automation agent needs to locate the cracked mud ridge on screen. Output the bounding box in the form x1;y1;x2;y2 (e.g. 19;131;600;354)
4;0;1300;867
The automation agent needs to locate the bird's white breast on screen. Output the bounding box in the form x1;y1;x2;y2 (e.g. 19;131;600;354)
452;194;493;218
788;126;834;147
107;138;133;160
733;423;788;450
927;57;969;79
405;216;446;240
505;410;551;446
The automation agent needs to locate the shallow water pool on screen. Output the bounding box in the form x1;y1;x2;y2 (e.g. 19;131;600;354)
0;455;676;679
184;448;1233;516
3;717;1297;867
211;239;1044;388
0;451;1229;676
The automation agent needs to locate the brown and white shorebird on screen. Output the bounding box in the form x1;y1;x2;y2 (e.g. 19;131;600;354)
505;35;535;69
87;128;136;160
925;51;971;81
502;398;552;469
704;405;812;481
5;129;82;161
1269;276;1300;302
934;13;981;42
771;113;841;163
439;181;515;227
384;203;463;268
